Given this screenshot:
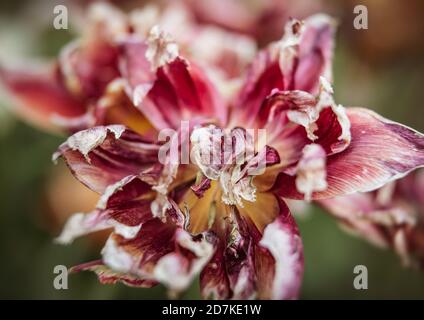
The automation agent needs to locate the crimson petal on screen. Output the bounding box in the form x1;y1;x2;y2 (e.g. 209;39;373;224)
274;108;424;199
0;65;86;132
120;37;227;130
53;125;161;193
200;195;304;299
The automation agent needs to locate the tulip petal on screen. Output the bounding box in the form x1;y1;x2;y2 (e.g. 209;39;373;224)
320;170;424;267
274;108;424;199
120;33;227;130
60;39;121;101
200;195;304;299
58;173;216;293
70;260;157;287
230;14;335;128
102;219;215;294
96;79;156;136
55;175;153;244
256;198;304;299
293;14;335;93
53;125;161;193
59;2;127;100
251;79;350;171
200;204;256;299
0;65;86;132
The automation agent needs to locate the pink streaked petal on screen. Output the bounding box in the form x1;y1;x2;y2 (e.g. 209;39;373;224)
294;144;327;202
71;260;157;288
230;50;284;128
201;203;257;299
319;192;395;249
254;90;313;169
266;78;350;157
53;125;160;193
120;35;227;131
274;108;424;199
321;193;423;267
55;175;153;244
200;237;231;299
224;215;256;300
313;104;351;155
0;65;86;132
229;18;303;128
256;83;350;171
244;145;281;172
230;15;335;128
293;14;336;93
320;170;424;267
60;39;121;101
60;181;215;292
200;195;304;300
158;58;224;125
191;176;212;198
154;229;215;292
190;26;257;81
257;198;304;299
59;2;128;100
102;219;215;293
119;39;156;102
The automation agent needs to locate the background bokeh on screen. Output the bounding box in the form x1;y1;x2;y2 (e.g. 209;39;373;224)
0;0;423;299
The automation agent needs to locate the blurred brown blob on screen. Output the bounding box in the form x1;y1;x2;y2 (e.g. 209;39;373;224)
181;0;326;46
43;163;109;246
74;0;149;10
341;0;424;64
75;0;326;47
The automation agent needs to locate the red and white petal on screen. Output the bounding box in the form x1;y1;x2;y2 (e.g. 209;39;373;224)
252;83;350;172
230;49;284;128
71;260;157;288
224;215;257;300
312;78;351;154
55;175;153;244
293;14;336;94
200;238;231;299
320;171;424;267
256;199;304;299
190;26;257;81
319;192;398;249
200;195;304;300
294;144;327;201
53;125;161;193
200;212;256;300
230;14;335;128
101;219;215;293
153;229;215;292
191;176;212;198
265;78;350;159
120;30;227;131
0;65;86;133
275;108;424;200
228;18;303;128
59;39;121;101
96;78;156;136
59;2;127;100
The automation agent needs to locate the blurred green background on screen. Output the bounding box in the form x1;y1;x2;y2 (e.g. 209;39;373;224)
0;0;423;299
